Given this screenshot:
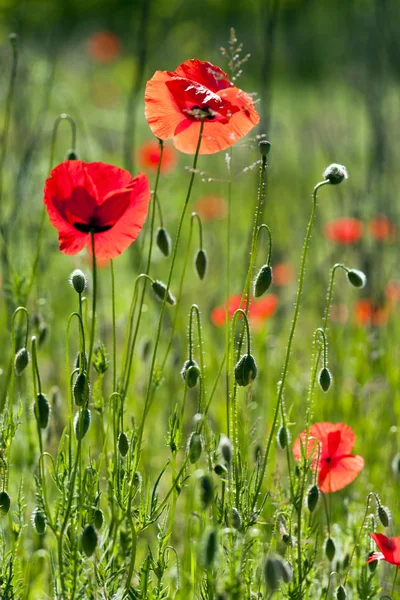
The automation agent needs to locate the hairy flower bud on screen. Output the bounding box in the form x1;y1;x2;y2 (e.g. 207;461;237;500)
264;554;292;592
219;435;233;465
199;527;218;570
200;474;213;509
325;537;336;562
336;585;347;600
319;367;332;392
254;265;272;297
14;347;30;376
214;463;228;476
81;524;98;557
34;393;50;429
74;409;91;440
323;164;348;185
194;249;208;280
377;504;391;528
347;269;367;289
118;432;129;457
152;280;176;305
277;426;290;450
156;227;171;257
306;485;320;513
93;342;109;374
188;432;202;464
259;140;271;158
73;373;90;406
32;508;47;535
69;269;87;294
65;149;79;160
94;508;104;530
234;354;257;387
181;359;200;388
0;491;10;515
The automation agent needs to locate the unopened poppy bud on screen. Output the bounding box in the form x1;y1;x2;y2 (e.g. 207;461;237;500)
14;347;30;376
306;485;320;513
214;463;228;476
156;227;171;257
234;353;257;387
81;524;98;557
34;393;50;429
73;372;90;406
336;585;347;600
9;33;18;47
367;551;378;573
325;537;336;562
152;280;176;305
93;342;109;374
323;163;348;185
392;453;400;477
377;505;391;528
69;269;87;294
347;269;366;289
181;359;200;388
200;474;213;509
232;507;242;530
254;265;272;297
219;435;233;465
94;508;104;530
118;432;129;457
188;432;202;463
200;527;218;570
32;508;47;535
259;140;271;158
264;555;291;592
0;491;10;515
38;323;48;347
65;149;79;160
74;409;91;440
277;426;290;449
319;367;332;392
194;249;208;280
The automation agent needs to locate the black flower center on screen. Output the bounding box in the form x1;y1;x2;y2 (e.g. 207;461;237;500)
74;221;113;234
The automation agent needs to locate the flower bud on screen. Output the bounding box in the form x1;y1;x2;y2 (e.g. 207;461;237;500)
74;351;88;371
200;474;213;509
0;491;10;515
306;485;320;513
219;435;233;465
118;432;129;457
151;280;176;305
73;373;90;407
347;269;366;289
392;453;400;477
254;265;272;297
259;140;271;158
81;524;98;557
194;249;208;280
93;343;109;374
325;537;336;562
200;527;218;570
336;585;347;600
139;337;152;361
74;409;91;440
32;508;47;535
214;463;228;476
188;432;202;464
94;508;104;530
277;426;290;450
156;227;171;257
377;504;391;528
319;367;332;392
14;347;30;376
181;359;200;388
234;354;257;387
65;149;79;160
323;164;348;185
232;507;242;530
264;555;292;592
69;269;87;294
34;393;50;429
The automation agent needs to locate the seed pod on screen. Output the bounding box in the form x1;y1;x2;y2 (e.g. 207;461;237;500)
254;265;272;297
73;372;90;406
34;393;50;429
156;227;171;257
65;149;79;160
32;508;47;535
74;409;91;440
188;432;202;464
325;537;336;562
323;163;348;185
232;507;242;530
151;280;176;305
194;249;208;280
14;347;30;376
181;359;200;388
219;435;233;465
234;354;257;387
319;367;332;392
213;463;228;476
118;432;129;457
81;524;98;557
347;269;366;289
69;269;87;294
200;527;218;570
200;474;213;509
277;426;290;450
0;491;10;515
306;485;320;513
259;140;271;157
378;505;391;528
336;585;347;600
94;508;104;530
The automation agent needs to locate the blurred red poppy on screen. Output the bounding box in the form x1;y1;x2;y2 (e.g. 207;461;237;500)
329;304;349;324
87;32;122;64
44;161;150;260
354;299;389;326
211;293;278;327
368;534;400;567
386;281;400;303
138;140;177;174
324;217;363;244
194;195;227;221
145;59;260;154
292;422;364;493
273;263;295;286
368;215;396;241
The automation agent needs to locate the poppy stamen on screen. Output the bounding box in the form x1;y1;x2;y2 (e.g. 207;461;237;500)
187;105;216;120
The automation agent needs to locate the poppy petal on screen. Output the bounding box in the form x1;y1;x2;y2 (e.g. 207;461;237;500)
370;533;400;566
173;59;231;92
145;71;187;140
309;422;356;458
318;454;364;493
367;552;384;563
85;162;136;201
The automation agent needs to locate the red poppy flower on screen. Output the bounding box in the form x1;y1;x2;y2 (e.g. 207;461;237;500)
324;217;363;244
368;215;396;241
194;195;228;221
145;59;260;154
273;263;295;286
211;294;278;327
138;140;177;174
44;160;150;260
354;299;389;327
386;281;400;303
368;534;400;567
292;422;364;493
87;32;122;64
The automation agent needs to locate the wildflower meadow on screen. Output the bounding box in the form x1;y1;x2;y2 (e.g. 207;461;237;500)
0;3;400;598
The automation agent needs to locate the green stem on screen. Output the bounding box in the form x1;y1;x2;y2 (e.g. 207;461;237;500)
110;259;117;392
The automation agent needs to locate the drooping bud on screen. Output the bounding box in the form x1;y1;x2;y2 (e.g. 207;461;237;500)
14;347;30;376
94;508;104;530
0;491;10;515
118;432;129;457
219;435;233;466
325;538;336;562
264;554;292;592
199;527;218;570
346;269;367;289
156;227;171;257
188;432;202;464
234;354;257;387
377;504;391;528
194;249;208;280
93;342;109;375
74;409;91;440
277;426;290;450
73;373;90;407
181;359;200;388
259;140;271;158
32;508;47;535
232;507;242;530
306;485;320;513
319;367;332;392
200;474;213;509
253;265;272;297
65;149;79;160
323;164;348;185
214;463;228;476
81;524;98;557
34;393;50;429
336;585;347;600
69;269;87;294
151;280;176;305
